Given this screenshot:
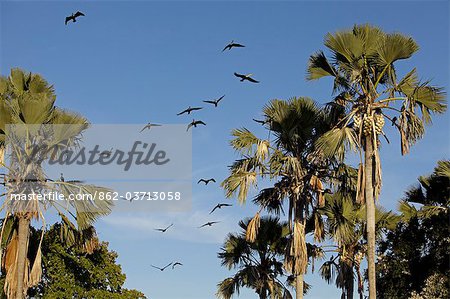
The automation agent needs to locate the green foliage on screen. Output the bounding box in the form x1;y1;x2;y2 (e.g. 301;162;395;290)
0;223;146;299
376;161;450;299
217;216;292;299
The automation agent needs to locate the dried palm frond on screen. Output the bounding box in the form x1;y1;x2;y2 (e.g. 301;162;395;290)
245;212;261;243
291;221;308;275
374;150;382;200
356;163;365;204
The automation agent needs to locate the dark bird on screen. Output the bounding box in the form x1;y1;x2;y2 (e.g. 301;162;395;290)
99;148;113;158
209;203;232;214
151;263;172;271
60;173;65;182
198;221;220;228
155;223;174;233
187;119;206;131
391;116;398;126
197;178;216;185
253;118;271;125
222;40;245;52
172;262;183;269
234;72;259;83
203;95;225;107
177;106;203;116
140;123;162;132
65;11;85;25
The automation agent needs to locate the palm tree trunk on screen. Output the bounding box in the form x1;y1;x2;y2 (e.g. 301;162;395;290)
259;291;267;299
16;215;30;299
296;274;304;299
364;139;376;298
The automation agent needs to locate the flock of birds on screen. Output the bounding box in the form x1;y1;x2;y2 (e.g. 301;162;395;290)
62;10;259;274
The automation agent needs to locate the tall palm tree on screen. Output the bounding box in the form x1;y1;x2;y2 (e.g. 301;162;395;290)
0;68;112;298
217;216;292;299
306;24;446;297
222;97;335;298
318;191;397;299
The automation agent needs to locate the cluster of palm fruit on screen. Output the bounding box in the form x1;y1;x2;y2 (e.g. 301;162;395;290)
352;110;385;136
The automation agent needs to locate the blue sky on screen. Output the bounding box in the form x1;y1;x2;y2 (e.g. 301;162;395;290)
1;0;449;298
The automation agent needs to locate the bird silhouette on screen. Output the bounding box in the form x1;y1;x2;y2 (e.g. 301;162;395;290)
177;106;203;116
203;95;225;107
140;123;162;132
172;262;183;269
222;40;245;52
151;263;172;271
197;178;216;185
391;116;398;126
119;195;138;202
155;223;174;233
234;72;259;83
198;221;220;228
99;148;113;158
187;120;206;131
60;173;65;182
209;203;232;214
65;11;85;25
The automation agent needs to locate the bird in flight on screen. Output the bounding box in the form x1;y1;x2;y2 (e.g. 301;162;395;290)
197;178;216;185
198;221;220;228
209;203;232;214
187;120;206;131
99;148;113;158
155;223;174;233
234;72;259;83
172;262;183;269
119;195;138;202
151;263;172;271
253;118;270;125
177;106;203;116
140;123;162;132
222;40;245;52
65;11;85;25
203;95;225;107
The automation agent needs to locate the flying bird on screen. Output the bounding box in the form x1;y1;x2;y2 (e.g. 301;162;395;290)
203;95;225;107
140;123;162;132
172;262;183;269
151;263;172;271
187;119;206;131
222;40;245;52
209;203;232;214
155;223;174;233
99;148;113;158
198;221;220;228
197;178;216;185
177;106;203;116
234;72;259;83
65;11;85;25
119;194;138;202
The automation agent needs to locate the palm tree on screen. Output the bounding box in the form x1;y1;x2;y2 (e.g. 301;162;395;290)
318;191;397;299
0;68;112;298
217;216;292;299
222;97;336;298
306;24;446;297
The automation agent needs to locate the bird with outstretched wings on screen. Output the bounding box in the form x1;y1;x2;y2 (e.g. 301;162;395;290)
197;178;216;185
209;203;232;214
203;95;225;107
177;106;203;116
151;263;172;271
198;221;220;228
155;223;174;233
187;119;206;131
65;11;85;25
234;72;259;83
222;40;245;52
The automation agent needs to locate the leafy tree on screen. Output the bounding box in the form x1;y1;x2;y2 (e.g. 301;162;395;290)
217;216;293;299
0;68;112;298
376;160;449;299
222;97;336;298
307;24;446;298
0;223;146;299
